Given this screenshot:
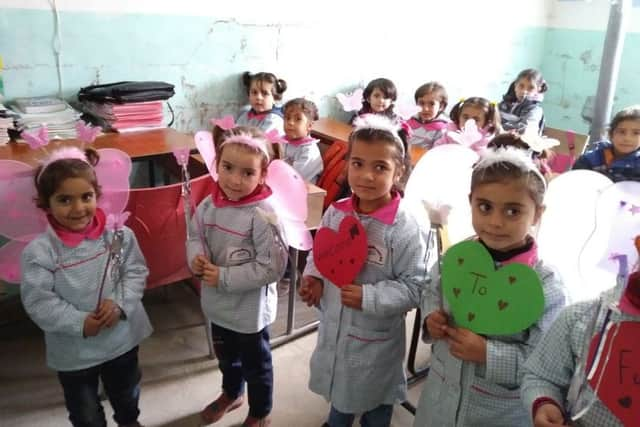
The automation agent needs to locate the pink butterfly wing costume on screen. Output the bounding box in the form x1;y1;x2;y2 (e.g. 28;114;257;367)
0;148;132;283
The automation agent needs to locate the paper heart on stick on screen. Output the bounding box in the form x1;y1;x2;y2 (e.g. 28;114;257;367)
313;216;367;287
441;240;544;335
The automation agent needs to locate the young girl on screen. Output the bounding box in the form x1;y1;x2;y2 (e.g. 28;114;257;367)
20;147;152;427
236;71;287;134
521;261;639;427
282;97;323;183
299;115;430;427
351;78;398;123
414;147;567;426
187;125;288;427
433;97;501;149
407;82;450;149
499;68;548;135
573;105;640;182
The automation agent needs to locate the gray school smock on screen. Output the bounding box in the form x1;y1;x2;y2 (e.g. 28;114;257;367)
236;106;284;135
414;246;567;427
521;284;632;427
282;136;323;183
303;195;431;414
186;190;288;334
20;226;152;372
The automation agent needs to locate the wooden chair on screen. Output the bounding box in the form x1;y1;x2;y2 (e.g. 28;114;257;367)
543;127;590;173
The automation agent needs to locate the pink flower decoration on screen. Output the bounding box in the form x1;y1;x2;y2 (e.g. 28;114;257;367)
172;147;191;166
21;125;49;150
264;129;285;145
76;121;101;144
210;115;236;130
106;212;131;231
336;88;364;112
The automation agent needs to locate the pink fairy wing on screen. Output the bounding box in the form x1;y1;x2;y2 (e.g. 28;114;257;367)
336;88;364;112
0;240;28;284
94;149;131;217
0;160;47;241
75;121;101;144
460;119;483;146
194;130;217;180
265;160;312;250
537;170;614;303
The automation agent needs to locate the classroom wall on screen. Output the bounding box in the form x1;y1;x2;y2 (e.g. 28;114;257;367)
541;0;640;135
0;0;549;132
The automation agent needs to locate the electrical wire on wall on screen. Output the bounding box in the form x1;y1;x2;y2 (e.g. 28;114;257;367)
49;0;64;98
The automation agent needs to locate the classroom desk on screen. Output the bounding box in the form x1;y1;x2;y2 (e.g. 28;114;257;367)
311;117;427;166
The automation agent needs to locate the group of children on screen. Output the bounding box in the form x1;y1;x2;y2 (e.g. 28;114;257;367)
16;68;640;427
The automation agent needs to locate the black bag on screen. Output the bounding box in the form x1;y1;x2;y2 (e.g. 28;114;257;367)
78;81;175;103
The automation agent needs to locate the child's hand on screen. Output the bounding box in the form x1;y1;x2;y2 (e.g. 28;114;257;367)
444;326;487;364
96;299;121;328
191;254;208;275
202;262;220;287
299;276;323;307
425;310;449;339
533;403;566;427
341;284;363;310
83;313;103;337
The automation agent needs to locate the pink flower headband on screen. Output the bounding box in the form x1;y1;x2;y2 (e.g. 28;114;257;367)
211;115;284;161
36;147;91;183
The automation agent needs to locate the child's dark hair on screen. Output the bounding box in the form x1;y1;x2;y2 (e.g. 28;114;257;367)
213;125;282;171
503;69;548;103
450;97;501;133
34;148;102;210
242;71;287;101
358;78;398;118
283;98;319;121
347;125;411;191
414;81;448;112
470;151;546;208
608;105;640;138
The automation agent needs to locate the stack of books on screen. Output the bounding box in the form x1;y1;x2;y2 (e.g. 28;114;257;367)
12;97;81;140
81;100;165;133
0;102;15;144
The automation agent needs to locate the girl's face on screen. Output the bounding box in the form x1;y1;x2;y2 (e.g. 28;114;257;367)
611;119;640;157
217;144;266;201
367;88;393;113
249;80;275;113
514;77;539;101
48;177;97;231
459;105;487;129
348;139;402;213
417;92;442;121
470;179;543;252
284;105;312;139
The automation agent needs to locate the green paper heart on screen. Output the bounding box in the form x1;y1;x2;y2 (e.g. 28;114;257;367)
441;240;544;336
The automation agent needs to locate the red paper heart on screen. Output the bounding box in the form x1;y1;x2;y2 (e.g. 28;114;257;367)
313;216;367;287
587;322;640;426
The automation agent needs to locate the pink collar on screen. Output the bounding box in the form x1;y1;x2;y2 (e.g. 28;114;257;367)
333;192;401;225
283;135;318;147
247;109;268;120
499;241;539;267
408;116;449;131
48;208;106;247
211;181;272;208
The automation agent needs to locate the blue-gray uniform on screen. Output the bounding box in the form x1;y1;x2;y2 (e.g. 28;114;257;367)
414;243;567;427
303;194;430;414
521;285;633;427
186;184;288;333
282;136;323;183
20;225;152;371
236;106;284;134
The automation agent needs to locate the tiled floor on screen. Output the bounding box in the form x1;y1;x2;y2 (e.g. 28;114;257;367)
0;282;429;426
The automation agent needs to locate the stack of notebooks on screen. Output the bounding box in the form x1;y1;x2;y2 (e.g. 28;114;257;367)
0;102;14;145
12;96;81;140
81;100;165;133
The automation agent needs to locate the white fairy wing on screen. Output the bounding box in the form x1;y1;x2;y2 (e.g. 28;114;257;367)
537;170;615;303
194;130;217;180
405;145;477;243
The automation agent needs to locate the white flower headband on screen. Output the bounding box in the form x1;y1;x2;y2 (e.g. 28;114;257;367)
474;147;547;190
352;114;405;156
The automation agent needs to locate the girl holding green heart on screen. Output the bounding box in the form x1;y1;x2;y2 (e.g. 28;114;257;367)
414;147;567;427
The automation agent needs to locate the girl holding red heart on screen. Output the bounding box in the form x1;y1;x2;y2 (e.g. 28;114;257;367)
300;115;431;427
414;147;568;427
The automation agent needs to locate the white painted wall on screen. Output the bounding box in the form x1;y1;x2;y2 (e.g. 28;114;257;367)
547;0;640;32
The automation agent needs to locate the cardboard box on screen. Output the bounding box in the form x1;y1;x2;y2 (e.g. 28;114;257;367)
305;182;326;230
